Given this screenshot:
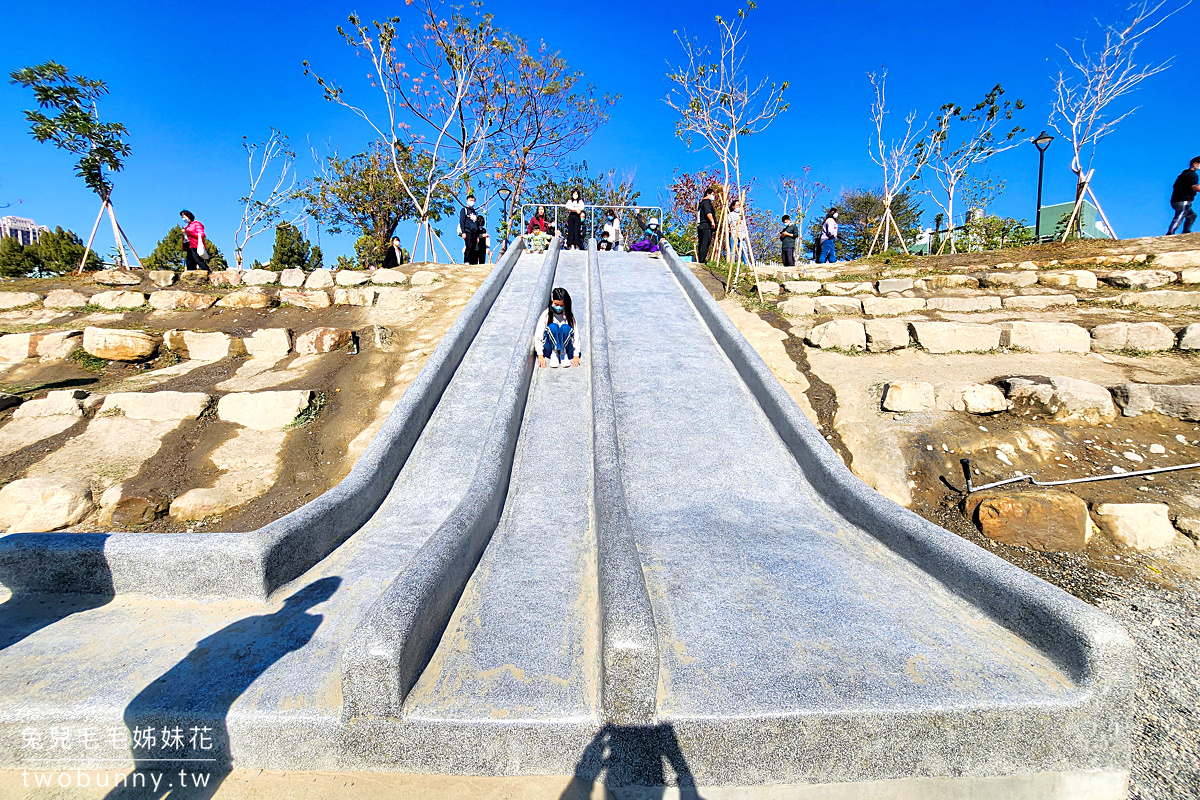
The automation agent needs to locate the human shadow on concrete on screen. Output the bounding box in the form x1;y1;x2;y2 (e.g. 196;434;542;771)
0;534;114;652
104;576;341;800
559;723;704;799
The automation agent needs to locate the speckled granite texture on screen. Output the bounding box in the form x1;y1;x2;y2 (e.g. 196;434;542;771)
0;241;1132;797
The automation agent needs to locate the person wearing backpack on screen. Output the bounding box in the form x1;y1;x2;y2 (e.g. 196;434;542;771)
180;210;209;271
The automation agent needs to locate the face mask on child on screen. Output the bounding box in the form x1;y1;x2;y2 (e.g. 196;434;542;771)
552;304;564;313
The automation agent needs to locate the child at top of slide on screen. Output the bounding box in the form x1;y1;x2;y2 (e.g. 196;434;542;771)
534;287;582;369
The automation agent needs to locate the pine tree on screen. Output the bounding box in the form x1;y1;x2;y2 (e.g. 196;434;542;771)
270;223;309;271
305;245;323;271
36;226;100;273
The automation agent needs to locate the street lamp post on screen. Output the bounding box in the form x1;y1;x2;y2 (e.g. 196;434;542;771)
1032;130;1054;243
497;187;512;254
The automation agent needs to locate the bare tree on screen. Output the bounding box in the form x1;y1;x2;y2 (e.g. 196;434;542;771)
1049;0;1185;240
234;129;306;270
867;69;928;256
771;167;827;229
921;85;1025;253
305;1;509;263
489;37;616;225
665;2;788;297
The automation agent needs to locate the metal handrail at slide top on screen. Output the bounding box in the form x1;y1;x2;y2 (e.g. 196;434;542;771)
519;204;664;244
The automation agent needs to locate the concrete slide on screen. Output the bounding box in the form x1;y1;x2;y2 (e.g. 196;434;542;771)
0;240;1132;797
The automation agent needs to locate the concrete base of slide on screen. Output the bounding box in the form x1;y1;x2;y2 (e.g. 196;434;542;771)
0;242;1132;797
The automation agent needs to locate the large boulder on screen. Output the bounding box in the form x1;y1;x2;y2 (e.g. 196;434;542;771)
1093;503;1176;550
1038;270;1098;289
0;478;92;533
861;297;926;316
0;333;34;363
756;281;781;297
242;268;279;286
409;270;442;287
370;269;408;285
0;292;43;310
876;277;915;293
243;328;292;359
147;270;177;288
99;391;212;421
335;270;371;287
280;289;331;310
180;270;209;285
1090;321;1176;352
13;389;85;419
881;381;935;412
777;297;816;316
43;289;90;309
1152;251;1200;270
997;321;1090;353
935;383;1009;414
217;390;313;430
91;290;146;310
215;287;275;309
149;290;217;311
164;330;246;361
304;269;335;290
33;330;82;362
976;271;1037;288
863;319;910;352
1001;295;1077;310
824;281;873;295
334;287;378;307
1178;323;1200;350
279;268;307;288
1102;269;1176;289
926;296;1001;312
209;270;243;287
915;275;979;291
93;269;142;286
909;321;1000;353
1110;383;1200;421
82;327;159;361
1180;268;1200;284
814;296;862;315
804;320;866;351
169;487;242;521
1000;375;1117;423
296;327;352;354
1120;290;1200;308
782;281;822;294
964;489;1090;552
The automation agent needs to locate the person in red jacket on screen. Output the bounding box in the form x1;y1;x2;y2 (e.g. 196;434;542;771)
180;210;209;271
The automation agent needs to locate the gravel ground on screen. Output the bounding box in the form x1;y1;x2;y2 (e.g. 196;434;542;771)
1098;586;1200;800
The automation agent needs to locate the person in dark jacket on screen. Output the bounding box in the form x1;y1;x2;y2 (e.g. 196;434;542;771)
458;193;482;263
1168;157;1200;235
697;186;717;263
382;236;405;270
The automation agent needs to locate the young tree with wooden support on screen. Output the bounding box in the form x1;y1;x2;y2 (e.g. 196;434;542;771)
866;69;928;258
1049;0;1184;241
665;2;788;301
10;61;141;273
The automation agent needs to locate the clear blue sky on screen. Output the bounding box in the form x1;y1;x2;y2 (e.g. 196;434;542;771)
1;0;1194;265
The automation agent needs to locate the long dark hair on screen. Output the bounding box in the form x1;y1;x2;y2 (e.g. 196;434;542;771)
548;287;575;329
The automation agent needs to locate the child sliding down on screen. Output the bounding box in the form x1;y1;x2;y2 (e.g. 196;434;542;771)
534;287;582;368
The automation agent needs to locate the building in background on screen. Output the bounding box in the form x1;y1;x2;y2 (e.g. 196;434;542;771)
1030;200;1107;241
0;216;50;246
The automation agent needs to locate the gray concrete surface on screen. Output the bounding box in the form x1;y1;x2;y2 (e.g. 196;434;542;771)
0;243;1132;797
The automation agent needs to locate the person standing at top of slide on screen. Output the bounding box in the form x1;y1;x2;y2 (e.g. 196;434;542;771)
819;208;839;263
696;186;717;263
602;211;622;250
1167;157;1200;235
179;210;209;271
565;189;586;250
458;193;482;263
779;214;799;267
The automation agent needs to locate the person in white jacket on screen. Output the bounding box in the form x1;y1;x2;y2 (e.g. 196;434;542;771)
533;287;581;368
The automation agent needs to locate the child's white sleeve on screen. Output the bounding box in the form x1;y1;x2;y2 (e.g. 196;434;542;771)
532;308;549;354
